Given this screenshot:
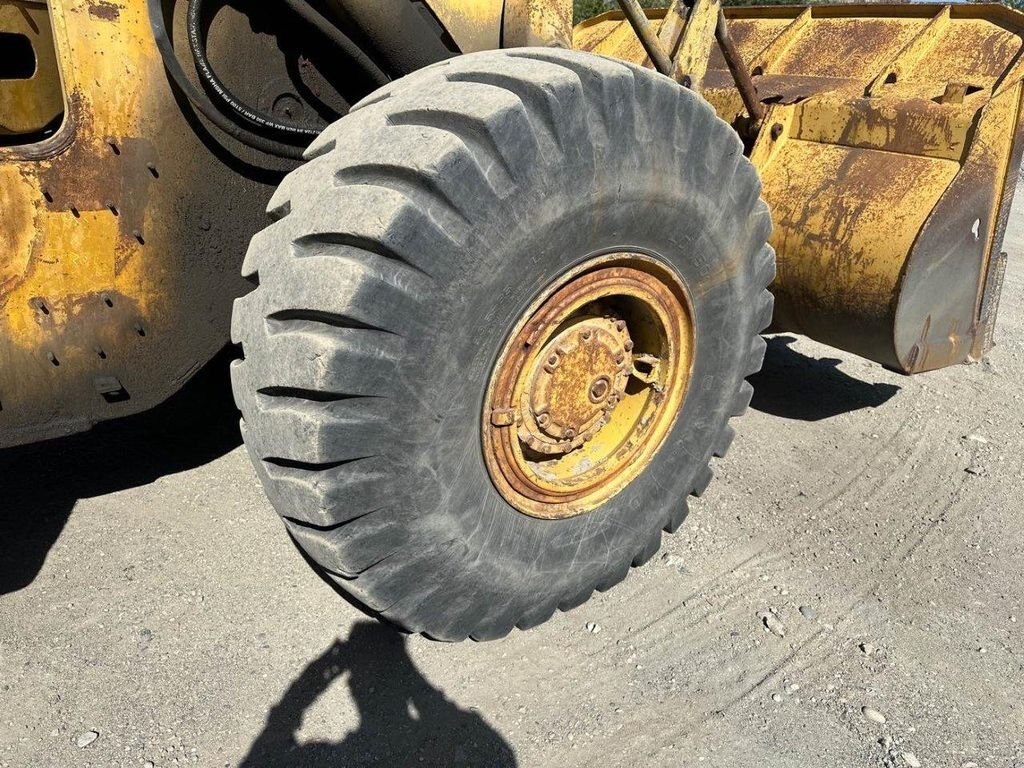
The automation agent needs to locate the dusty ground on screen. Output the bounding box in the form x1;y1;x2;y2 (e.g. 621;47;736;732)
3;184;1024;768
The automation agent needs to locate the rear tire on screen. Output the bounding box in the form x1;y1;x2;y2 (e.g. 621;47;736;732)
231;48;774;641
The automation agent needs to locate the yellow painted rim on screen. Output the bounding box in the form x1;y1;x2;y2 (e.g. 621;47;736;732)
482;253;696;520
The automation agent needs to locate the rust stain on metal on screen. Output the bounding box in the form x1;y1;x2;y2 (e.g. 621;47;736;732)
87;0;120;22
576;2;1024;373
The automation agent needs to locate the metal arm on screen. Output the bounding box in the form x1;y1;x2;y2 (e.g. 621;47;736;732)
615;0;764;126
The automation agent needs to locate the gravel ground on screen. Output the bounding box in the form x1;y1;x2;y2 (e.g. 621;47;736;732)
3;184;1023;767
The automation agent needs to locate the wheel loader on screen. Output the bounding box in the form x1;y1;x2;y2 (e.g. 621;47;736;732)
1;0;1021;640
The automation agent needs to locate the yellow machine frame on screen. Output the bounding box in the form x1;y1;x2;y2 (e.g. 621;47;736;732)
2;0;1022;448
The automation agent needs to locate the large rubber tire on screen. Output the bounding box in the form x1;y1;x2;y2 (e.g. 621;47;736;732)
231;48;774;641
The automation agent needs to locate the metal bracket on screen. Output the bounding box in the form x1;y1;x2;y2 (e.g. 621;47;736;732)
615;0;764;125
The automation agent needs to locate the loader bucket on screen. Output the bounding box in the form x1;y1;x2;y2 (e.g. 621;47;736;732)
576;3;1024;373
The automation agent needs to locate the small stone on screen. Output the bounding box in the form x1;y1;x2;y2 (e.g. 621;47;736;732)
799;605;817;620
758;611;786;638
788;683;800;692
860;642;875;656
965;465;983;476
978;646;987;654
144;762;156;768
879;736;892;750
771;693;783;703
903;752;922;768
76;730;99;748
862;706;886;724
962;762;979;768
585;622;601;634
964;434;989;444
661;553;686;570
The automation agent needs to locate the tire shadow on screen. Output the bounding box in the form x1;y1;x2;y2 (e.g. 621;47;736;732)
749;335;901;421
0;347;242;595
241;621;517;768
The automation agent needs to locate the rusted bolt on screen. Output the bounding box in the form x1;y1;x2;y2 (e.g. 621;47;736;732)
624;340;634;352
490;408;516;427
614;320;627;332
771;123;784;141
581;329;593;342
589;377;611;404
564;428;576;440
537;413;550;427
616;353;626;366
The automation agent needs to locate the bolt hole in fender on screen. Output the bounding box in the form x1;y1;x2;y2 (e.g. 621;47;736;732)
233;45;774;641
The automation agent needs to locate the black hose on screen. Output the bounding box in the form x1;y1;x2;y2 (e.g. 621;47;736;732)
186;0;321;140
146;0;307;159
281;0;390;88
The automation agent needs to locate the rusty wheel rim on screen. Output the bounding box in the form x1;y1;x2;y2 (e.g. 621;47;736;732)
482;253;696;520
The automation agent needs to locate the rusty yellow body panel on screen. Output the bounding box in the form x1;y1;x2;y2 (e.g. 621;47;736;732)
577;4;1024;372
422;0;571;51
502;0;572;48
0;0;286;447
423;0;504;52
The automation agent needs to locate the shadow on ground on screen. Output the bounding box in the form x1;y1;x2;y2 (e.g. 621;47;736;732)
0;348;242;596
241;621;517;768
749;335;900;421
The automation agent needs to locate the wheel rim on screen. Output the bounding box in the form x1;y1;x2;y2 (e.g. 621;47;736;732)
483;253;696;520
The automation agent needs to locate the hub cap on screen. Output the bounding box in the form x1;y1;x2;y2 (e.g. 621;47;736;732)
483;254;695;519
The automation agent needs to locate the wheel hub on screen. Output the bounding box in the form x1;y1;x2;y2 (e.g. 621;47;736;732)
483;254;695;520
517;316;632;455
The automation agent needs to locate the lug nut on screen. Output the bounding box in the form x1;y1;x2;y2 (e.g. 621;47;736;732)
615;320;627;332
589;378;610;403
624;340;634;352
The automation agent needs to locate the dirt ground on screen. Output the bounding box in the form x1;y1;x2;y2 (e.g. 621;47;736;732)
3;180;1024;768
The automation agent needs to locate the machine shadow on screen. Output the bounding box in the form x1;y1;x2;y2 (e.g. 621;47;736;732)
749;335;901;421
0;347;242;596
241;621;518;768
